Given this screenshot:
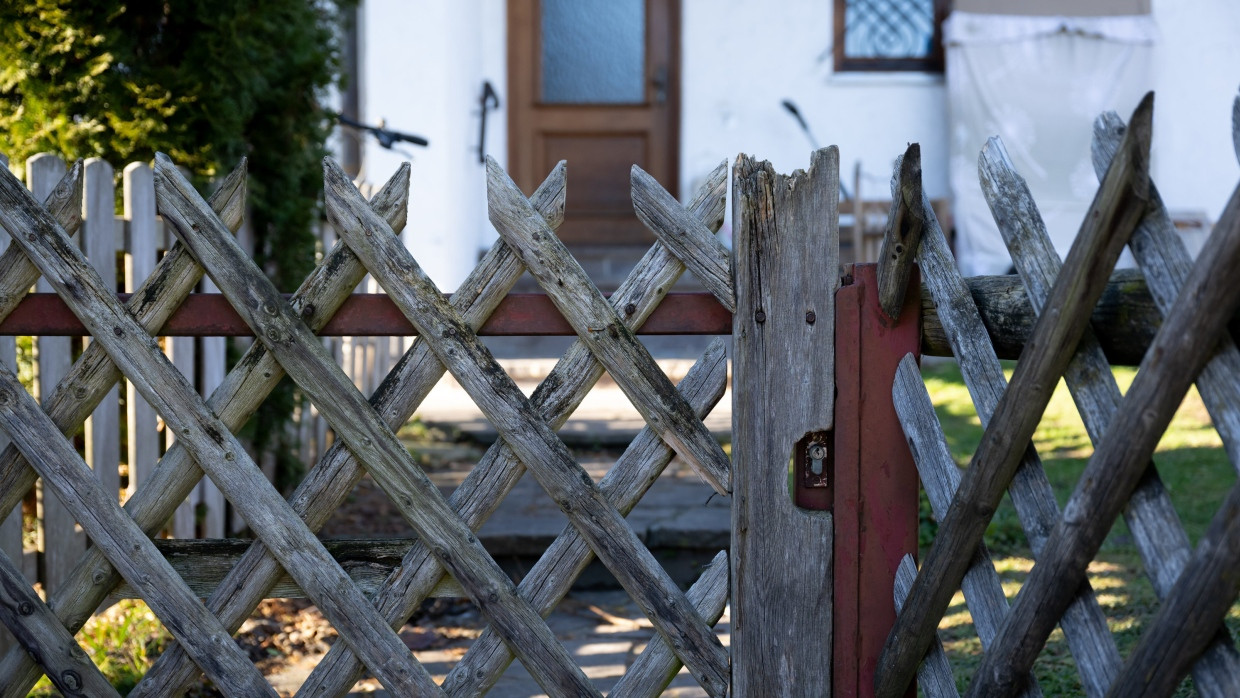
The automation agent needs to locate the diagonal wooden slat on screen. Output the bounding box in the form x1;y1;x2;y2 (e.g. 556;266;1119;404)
82;158;121;508
895;163;1122;697
299;163;730;698
893;555;959;698
1107;454;1240;695
0;163;249;696
608;549;731;698
0;162;241;527
0;548;119;698
981;135;1240;694
487;158;731;495
154;155;598;698
29;154;80;598
440;339;729;696
0;362;273;694
630;163;734;313
323;157;730;695
0;162;83;630
134;164;568;697
0;164;442;696
892;355;1043;697
1093;112;1240;471
1085;105;1240;697
876;93;1153;698
965;169;1240;697
0;161;84;321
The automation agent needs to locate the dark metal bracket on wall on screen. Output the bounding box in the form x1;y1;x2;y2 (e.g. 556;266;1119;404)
478;80;501;164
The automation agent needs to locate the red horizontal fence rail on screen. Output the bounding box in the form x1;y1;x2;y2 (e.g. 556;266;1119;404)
6;279;919;697
0;292;733;336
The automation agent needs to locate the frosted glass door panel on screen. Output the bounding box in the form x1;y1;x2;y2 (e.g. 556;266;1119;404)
541;0;645;104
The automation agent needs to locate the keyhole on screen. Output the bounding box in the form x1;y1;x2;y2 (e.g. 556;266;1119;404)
808;442;827;476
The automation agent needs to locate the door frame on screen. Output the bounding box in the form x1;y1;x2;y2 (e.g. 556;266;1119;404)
507;0;681;243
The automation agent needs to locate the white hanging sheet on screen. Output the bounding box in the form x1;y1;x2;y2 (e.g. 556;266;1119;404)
945;11;1156;276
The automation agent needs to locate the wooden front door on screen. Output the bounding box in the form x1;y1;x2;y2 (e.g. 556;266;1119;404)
508;0;680;246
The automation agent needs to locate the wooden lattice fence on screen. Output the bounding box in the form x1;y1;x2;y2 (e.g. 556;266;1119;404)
0;152;420;616
0;144;741;696
878;92;1240;697
3;88;1240;697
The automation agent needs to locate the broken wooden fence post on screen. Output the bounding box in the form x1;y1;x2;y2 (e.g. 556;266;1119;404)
877;143;925;322
731;148;839;695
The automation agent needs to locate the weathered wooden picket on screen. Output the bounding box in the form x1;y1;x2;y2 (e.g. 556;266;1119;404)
878;92;1240;698
3;86;1240;696
0;144;743;696
0;152;406;610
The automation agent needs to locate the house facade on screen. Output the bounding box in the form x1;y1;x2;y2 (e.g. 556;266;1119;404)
344;0;1240;289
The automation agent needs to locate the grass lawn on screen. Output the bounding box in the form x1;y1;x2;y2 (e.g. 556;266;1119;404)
922;359;1240;696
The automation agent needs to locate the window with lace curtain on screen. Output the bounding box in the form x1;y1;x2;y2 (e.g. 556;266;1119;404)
833;0;948;72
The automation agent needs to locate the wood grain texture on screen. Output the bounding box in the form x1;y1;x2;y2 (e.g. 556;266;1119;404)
877;93;1153;698
162;156;603;697
122;162;161;503
893;555;959;698
1093;112;1240;470
5;160;441;696
964;123;1240;698
0;157;80;657
983;134;1240;695
136;163;560;697
892;355;1042;697
0;155;84;315
877;144;925;321
98;538;465;603
1095;92;1240;698
909;187;1120;697
731;148;838;696
610;550;731;698
83;158;121;507
162;154;596;696
1106;460;1240;697
887;144;1128;698
919;269;1165;364
26;155;80;599
0;159;248;698
301;163;729;698
441;339;728;696
0;547;119;698
324;157;727;696
488;157;730;495
0;151;12;661
631;163;734;312
0;356;271;694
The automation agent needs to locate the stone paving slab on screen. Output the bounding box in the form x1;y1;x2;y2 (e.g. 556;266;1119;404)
414;365;732;446
303;348;735;695
330;590;731;697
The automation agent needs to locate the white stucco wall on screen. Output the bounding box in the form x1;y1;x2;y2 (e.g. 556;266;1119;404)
1148;0;1240;219
358;0;497;291
680;0;950;223
354;1;1240;287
